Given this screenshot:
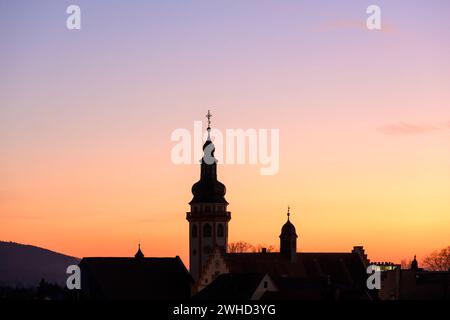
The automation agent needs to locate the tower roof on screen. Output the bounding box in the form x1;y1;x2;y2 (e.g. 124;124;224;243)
280;206;297;237
135;243;144;258
191;179;227;204
190;110;228;204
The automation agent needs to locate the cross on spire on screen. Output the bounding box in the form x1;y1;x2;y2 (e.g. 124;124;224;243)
206;110;212;129
135;241;144;258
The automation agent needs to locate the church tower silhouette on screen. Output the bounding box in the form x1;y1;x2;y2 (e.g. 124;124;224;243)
186;111;231;280
280;206;298;261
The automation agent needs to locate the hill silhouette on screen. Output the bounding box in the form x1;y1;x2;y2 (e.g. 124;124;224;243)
0;241;79;287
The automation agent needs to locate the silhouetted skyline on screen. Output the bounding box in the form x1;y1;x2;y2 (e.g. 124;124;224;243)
1;1;450;266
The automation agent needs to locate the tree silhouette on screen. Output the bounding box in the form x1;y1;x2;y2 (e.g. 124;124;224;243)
37;278;64;300
252;244;276;253
422;246;450;271
228;241;276;253
400;258;412;269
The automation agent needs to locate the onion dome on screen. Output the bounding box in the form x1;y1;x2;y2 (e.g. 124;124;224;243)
280;206;298;237
190;110;228;204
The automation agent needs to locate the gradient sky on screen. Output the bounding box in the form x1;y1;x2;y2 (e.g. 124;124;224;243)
1;0;449;266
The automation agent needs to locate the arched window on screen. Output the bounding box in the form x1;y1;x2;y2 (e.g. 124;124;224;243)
203;223;212;238
192;224;198;238
217;224;224;237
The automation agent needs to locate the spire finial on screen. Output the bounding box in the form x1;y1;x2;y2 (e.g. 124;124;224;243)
206;110;212;140
287;205;290;220
206;110;212;129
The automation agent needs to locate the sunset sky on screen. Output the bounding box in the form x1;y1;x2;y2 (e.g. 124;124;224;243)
1;1;449;266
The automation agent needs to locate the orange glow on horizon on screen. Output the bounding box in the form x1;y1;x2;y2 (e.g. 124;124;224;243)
1;120;449;267
1;1;449;270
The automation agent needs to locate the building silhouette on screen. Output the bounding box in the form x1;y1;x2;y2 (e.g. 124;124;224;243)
186;110;231;281
378;256;450;300
280;206;297;262
79;246;192;299
187;112;376;300
76;112;448;300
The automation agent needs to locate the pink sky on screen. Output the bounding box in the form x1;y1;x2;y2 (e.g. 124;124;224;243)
1;1;449;266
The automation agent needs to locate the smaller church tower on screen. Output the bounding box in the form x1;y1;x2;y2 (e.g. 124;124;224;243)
135;243;144;258
280;206;298;261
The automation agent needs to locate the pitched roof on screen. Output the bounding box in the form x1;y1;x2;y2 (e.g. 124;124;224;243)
224;252;367;287
213;251;373;300
79;256;192;300
261;277;325;300
300;253;366;286
193;273;266;300
399;270;450;300
224;253;307;277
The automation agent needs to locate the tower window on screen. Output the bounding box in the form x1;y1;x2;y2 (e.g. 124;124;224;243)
203;223;212;237
192;225;198;238
217;224;224;237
